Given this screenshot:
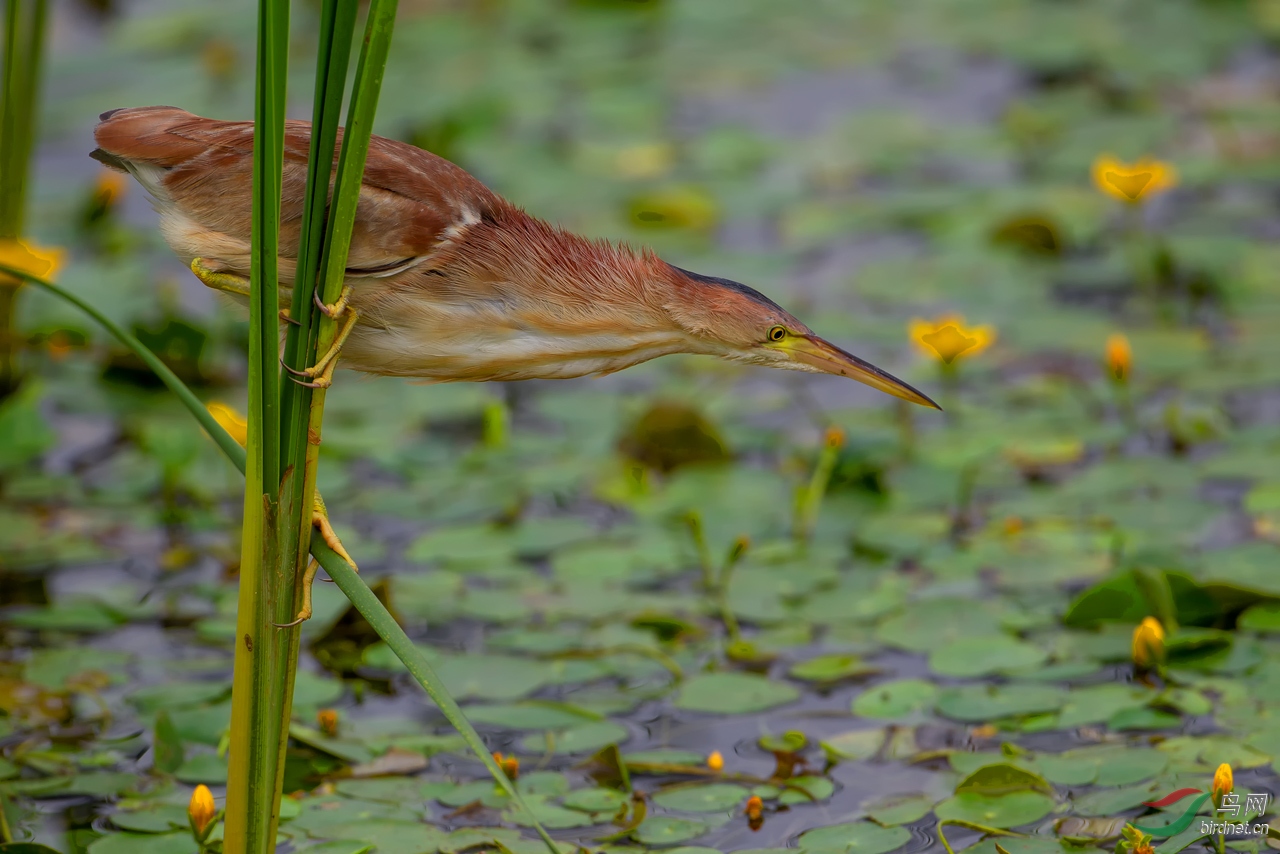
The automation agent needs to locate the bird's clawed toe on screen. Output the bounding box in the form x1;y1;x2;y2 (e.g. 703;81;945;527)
314;286;352;319
190;257;252;298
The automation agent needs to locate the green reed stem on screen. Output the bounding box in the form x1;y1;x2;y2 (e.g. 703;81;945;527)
8;266;245;467
716;536;749;644
683;510;714;591
278;0;355;460
318;547;562;854
12;267;561;853
0;0;49;394
270;0;358;836
224;0;290;843
936;819;1024;854
793;428;844;544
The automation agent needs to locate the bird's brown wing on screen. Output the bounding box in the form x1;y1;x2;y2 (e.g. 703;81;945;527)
92;106;503;276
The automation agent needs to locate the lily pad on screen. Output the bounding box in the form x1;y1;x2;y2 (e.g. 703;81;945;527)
652;783;749;813
562;787;629;813
87;834;195;854
1238;602;1280;633
934;791;1057;828
468;702;601;730
935;684;1067;722
863;792;937;826
518;721;629;755
631;816;710;845
929;635;1047;677
796;821;911;853
778;775;835;805
674;673;799;714
852;679;937;719
956;763;1053;796
822;728;885;761
789;654;879;683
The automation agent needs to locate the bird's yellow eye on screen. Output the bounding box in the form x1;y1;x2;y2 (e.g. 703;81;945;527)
768;326;787;342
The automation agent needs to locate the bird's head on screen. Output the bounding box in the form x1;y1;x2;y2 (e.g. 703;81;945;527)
664;265;940;409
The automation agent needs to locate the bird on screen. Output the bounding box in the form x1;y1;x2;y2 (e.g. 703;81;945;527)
91;106;938;407
91;106;940;622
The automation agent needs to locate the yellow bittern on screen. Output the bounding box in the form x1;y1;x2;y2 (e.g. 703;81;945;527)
92;106;939;619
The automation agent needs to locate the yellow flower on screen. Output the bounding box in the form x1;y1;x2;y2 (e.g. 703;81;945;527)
745;795;763;821
492;751;519;780
909;315;996;365
0;238;66;286
95;170;128;207
1106;333;1132;383
188;784;217;839
628;186;718;231
207;402;247;447
1121;824;1155;854
1091;155;1177;203
1131;617;1165;669
1212;763;1234;801
317;708;339;737
824;426;846;450
707;750;724;771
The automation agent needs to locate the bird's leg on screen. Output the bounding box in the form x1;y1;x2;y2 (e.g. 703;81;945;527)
190;257;294;323
191;257;251;297
282;287;358;389
276;490;358;628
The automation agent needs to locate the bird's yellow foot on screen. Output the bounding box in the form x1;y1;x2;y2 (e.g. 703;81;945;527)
190;257;295;323
283;287;358;389
276;491;358;628
191;257;251;297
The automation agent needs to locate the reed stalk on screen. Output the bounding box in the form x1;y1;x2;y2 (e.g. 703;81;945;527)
265;0;358;841
222;0;290;843
0;0;49;395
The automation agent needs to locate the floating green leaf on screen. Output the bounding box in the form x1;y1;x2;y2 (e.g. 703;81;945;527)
674;673;799;714
853;679;937;719
789;653;879;683
934;791;1056;829
652;783;749;812
796;821;911;853
632;816;710;845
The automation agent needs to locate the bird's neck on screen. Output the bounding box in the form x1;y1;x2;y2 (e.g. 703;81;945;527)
468;208;712;349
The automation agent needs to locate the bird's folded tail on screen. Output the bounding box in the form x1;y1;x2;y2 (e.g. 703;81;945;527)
91;106;211;172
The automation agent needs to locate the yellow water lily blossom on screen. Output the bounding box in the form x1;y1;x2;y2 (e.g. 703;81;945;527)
188;784;217;840
745;795;764;821
0;238;66;286
910;315;996;365
707;750;724;771
492;751;519;781
1106;333;1132;383
1212;762;1234;801
317;708;339;737
1121;824;1155;854
1091;155;1177;204
1131;616;1165;669
206;402;248;447
94;170;128;207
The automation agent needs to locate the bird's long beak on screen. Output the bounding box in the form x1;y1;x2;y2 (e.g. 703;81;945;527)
785;334;941;409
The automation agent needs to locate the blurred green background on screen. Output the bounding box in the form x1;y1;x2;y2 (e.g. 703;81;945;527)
4;1;1280;852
